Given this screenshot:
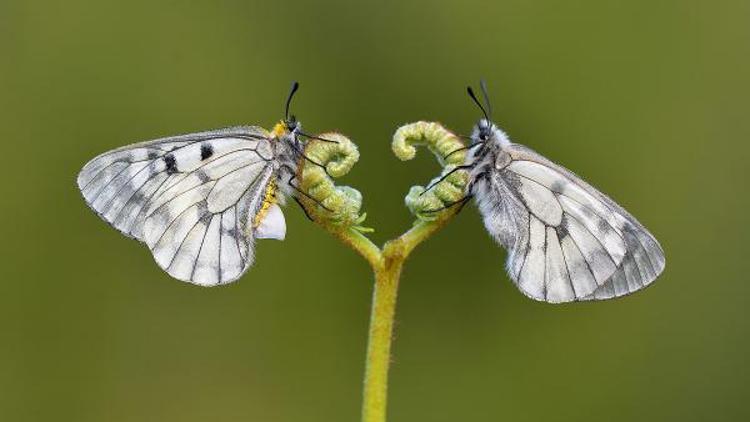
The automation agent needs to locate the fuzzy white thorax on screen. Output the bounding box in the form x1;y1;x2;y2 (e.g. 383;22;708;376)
472;119;511;148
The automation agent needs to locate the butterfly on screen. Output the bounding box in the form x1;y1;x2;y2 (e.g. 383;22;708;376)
77;82;330;286
432;82;665;303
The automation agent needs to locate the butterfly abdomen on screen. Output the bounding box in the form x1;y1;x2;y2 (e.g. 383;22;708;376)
253;179;278;228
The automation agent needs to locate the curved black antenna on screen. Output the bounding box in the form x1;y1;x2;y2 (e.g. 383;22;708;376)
479;79;493;118
467;86;490;123
285;81;300;120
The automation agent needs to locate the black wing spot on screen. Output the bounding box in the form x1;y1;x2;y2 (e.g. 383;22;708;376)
200;143;214;161
597;218;611;234
196;199;209;215
164;154;178;174
223;227;239;238
196;170;211;183
199;213;213;225
131;192;146;203
557;221;570;240
550;180;567;193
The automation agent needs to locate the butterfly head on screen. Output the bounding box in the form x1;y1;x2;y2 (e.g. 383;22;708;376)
474;118;495;141
285;115;299;133
471;118;511;148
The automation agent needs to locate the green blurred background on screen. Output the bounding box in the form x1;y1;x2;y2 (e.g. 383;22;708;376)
2;0;749;421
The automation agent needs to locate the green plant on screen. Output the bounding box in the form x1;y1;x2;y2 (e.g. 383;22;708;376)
298;122;469;422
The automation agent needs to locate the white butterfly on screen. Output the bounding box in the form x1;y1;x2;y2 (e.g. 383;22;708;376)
77;82;326;286
442;83;665;303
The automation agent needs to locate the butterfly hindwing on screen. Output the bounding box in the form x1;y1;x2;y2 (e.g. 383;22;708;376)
77;126;282;286
474;143;665;303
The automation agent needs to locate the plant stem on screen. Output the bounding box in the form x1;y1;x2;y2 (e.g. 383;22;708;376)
360;212;458;422
362;245;402;422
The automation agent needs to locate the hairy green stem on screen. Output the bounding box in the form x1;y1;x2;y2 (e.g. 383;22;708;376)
362;252;400;422
361;212;459;422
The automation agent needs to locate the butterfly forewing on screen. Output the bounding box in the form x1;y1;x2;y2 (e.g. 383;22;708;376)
77;126;279;286
472;141;665;303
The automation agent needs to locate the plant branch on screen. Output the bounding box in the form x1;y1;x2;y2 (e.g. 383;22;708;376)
332;227;383;270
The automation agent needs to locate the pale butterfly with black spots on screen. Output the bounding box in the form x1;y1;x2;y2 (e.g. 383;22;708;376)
431;82;665;303
77;82;331;286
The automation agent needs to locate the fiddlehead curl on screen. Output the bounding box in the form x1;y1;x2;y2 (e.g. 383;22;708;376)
299;132;370;232
392;121;469;221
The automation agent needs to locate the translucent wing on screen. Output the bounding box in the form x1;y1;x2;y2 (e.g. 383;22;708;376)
473;144;665;303
77;126;284;286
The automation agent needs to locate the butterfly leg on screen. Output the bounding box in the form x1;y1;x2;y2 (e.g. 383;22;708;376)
293;196;315;222
282;170;334;212
297;131;339;144
443;142;485;160
420;164;476;196
287;142;332;177
422;194;474;214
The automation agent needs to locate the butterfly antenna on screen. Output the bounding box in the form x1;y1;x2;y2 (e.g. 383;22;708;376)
467;86;490;123
479;79;493;118
285;81;300;121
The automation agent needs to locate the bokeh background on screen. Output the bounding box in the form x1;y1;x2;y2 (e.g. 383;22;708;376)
2;1;749;421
